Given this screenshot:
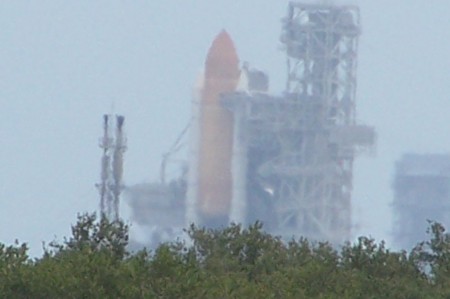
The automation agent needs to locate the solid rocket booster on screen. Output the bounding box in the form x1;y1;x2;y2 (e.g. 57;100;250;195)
197;30;240;224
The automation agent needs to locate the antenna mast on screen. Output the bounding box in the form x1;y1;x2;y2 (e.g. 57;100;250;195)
97;114;127;221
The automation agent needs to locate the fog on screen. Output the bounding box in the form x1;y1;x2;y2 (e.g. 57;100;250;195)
0;1;449;256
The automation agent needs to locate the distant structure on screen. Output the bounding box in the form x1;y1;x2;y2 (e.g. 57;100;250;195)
392;154;450;249
97;114;127;221
125;123;188;245
126;2;375;247
219;2;374;243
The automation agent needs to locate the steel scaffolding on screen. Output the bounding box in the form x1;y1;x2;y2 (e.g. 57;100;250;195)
222;2;374;244
97;114;127;221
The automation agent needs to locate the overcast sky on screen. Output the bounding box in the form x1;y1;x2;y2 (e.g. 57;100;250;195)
1;1;449;256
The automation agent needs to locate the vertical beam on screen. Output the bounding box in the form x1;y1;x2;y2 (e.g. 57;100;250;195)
229;104;248;224
98;114;111;218
112;115;126;221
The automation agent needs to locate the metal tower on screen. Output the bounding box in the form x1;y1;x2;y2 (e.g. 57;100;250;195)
222;2;374;244
97;114;127;221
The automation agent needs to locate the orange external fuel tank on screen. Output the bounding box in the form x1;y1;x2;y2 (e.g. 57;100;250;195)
197;30;240;224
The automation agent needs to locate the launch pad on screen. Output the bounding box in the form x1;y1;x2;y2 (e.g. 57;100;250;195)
124;2;375;246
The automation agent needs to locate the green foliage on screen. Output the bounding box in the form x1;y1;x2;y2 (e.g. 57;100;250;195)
0;241;31;298
411;221;450;296
48;213;129;259
1;214;450;298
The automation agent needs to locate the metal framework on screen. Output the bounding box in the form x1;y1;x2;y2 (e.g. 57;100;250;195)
97;114;127;221
282;2;360;113
222;2;374;244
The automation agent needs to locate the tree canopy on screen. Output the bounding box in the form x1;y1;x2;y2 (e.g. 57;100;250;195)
1;213;449;298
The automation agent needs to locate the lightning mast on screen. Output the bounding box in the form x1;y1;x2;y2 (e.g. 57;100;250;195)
97;114;127;221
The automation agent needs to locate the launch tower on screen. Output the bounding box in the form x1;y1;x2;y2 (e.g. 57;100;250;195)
222;2;374;243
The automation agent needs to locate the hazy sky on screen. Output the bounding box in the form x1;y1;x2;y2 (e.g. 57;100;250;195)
1;1;449;256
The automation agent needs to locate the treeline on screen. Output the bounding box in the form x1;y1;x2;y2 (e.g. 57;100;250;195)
1;214;450;298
